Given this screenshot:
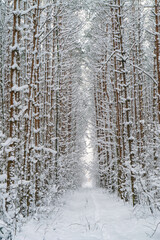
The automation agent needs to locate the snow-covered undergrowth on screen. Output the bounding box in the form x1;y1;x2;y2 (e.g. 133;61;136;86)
14;188;160;240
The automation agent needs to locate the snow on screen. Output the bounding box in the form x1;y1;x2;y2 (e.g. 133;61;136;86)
0;220;12;240
17;180;30;186
8;156;15;161
14;188;160;240
0;183;7;189
12;85;28;92
11;62;20;70
21;5;38;16
1;138;12;147
0;174;7;182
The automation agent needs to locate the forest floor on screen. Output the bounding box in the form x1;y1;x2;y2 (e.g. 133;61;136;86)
15;188;160;240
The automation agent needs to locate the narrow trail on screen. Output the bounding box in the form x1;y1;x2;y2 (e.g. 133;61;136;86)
15;188;160;240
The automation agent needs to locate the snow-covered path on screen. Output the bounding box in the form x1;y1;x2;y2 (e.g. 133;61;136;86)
15;188;160;240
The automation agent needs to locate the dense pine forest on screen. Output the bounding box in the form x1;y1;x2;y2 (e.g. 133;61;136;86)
0;0;160;238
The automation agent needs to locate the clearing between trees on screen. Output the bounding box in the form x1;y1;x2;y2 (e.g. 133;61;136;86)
15;188;160;240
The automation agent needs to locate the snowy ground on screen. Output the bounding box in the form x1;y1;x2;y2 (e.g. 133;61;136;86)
15;188;160;240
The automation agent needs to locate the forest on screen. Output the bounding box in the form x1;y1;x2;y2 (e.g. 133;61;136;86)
0;0;160;239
